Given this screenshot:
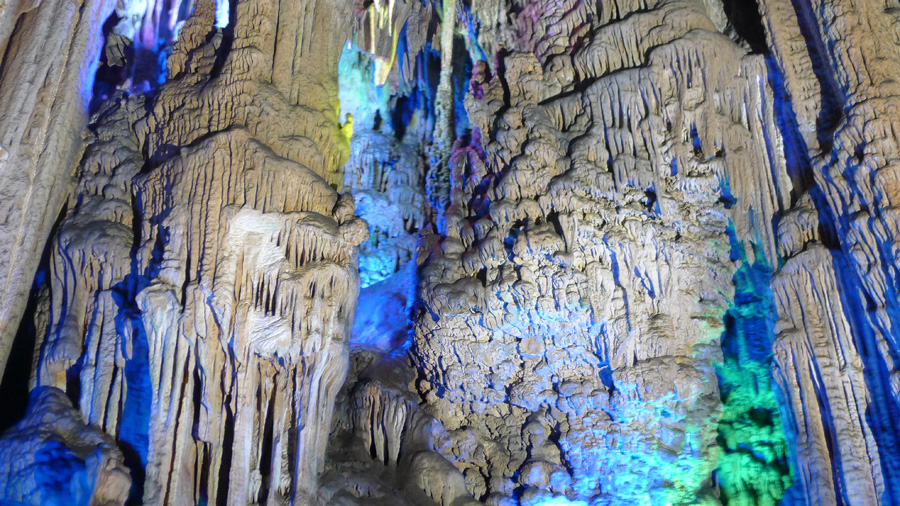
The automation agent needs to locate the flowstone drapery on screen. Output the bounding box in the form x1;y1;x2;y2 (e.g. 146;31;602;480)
0;0;899;505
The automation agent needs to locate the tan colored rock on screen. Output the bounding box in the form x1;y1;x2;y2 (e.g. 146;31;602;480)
321;355;478;506
0;0;117;378
4;0;900;504
413;1;793;503
759;0;900;501
31;1;368;504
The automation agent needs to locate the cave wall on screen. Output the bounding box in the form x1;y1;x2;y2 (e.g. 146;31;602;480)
413;2;787;502
3;1;369;504
0;0;899;505
0;0;118;380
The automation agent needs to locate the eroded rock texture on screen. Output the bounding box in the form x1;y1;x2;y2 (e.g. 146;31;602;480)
14;1;369;504
761;0;900;502
2;0;900;504
407;0;900;502
0;0;117;379
0;386;131;506
321;351;480;506
413;3;785;501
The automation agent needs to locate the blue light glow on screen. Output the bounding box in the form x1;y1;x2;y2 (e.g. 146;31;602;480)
529;496;588;506
215;0;230;28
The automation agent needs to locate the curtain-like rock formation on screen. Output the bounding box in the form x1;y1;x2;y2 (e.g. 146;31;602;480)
1;0;900;504
412;1;790;500
759;0;900;502
0;0;117;379
10;1;369;504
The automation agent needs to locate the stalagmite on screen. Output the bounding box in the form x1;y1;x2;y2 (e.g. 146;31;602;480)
6;1;369;504
0;386;131;506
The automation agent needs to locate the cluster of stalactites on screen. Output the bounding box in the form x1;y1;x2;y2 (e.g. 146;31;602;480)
34;94;146;425
337;35;434;288
104;0;232;88
404;0;808;503
17;2;374;505
351;0;434;88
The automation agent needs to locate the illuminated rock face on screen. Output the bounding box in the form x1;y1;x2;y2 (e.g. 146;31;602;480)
0;0;118;380
4;1;368;505
413;4;778;501
1;0;900;504
0;387;131;506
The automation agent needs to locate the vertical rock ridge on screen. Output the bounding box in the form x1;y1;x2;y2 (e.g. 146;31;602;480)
1;0;900;505
0;0;118;379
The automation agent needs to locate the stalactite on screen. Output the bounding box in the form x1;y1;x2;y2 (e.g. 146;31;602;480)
0;0;899;505
427;0;458;231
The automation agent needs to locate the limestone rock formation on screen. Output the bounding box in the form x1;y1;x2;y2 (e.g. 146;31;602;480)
12;1;370;504
413;12;773;502
0;0;118;379
321;352;479;506
1;0;900;505
0;386;131;506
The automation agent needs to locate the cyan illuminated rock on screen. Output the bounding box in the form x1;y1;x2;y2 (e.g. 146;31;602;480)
715;249;795;505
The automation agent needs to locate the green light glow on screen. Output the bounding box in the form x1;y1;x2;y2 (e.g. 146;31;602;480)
715;243;796;505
